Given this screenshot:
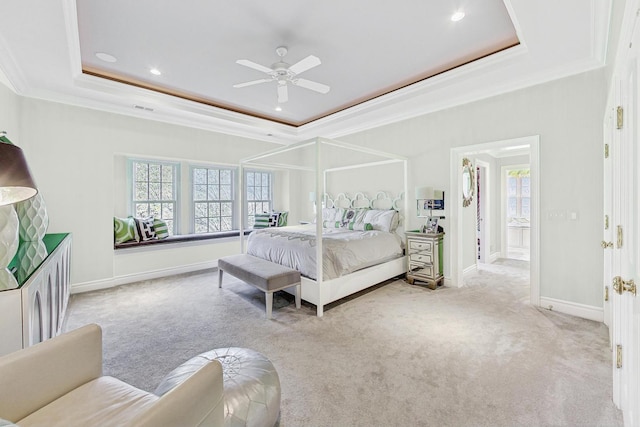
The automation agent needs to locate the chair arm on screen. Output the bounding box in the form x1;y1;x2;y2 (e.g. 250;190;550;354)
132;360;224;427
0;324;103;422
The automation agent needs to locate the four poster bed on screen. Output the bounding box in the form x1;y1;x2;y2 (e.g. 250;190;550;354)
239;137;408;317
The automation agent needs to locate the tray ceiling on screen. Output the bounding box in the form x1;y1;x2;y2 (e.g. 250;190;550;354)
0;0;611;143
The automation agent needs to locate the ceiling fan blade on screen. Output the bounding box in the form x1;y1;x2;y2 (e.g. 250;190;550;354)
288;55;321;75
277;84;288;103
236;59;273;74
233;78;272;88
293;78;330;94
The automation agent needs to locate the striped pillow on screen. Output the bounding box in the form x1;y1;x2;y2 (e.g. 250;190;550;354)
153;218;170;239
254;213;271;228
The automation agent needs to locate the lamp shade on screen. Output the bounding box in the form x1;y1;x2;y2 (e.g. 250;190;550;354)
415;186;434;200
0;137;38;206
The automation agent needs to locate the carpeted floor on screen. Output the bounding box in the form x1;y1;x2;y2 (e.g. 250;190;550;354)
64;259;623;426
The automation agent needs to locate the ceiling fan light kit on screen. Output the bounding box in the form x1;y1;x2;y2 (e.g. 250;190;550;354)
234;46;330;104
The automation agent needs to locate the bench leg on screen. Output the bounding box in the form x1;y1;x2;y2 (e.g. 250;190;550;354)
265;292;273;319
294;283;301;309
218;268;223;288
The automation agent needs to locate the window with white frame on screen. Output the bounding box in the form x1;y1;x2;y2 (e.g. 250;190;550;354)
192;166;235;233
123;158;276;241
506;168;530;225
131;160;177;235
245;170;273;227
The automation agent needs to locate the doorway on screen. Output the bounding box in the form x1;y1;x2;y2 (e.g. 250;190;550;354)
450;136;540;306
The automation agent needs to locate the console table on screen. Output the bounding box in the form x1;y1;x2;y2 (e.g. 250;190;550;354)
0;233;71;356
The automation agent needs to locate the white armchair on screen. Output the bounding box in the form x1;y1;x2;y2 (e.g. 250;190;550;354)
0;324;224;427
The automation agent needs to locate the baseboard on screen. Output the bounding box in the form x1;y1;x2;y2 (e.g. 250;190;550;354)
463;264;478;275
488;252;500;263
71;260;218;294
539;296;603;322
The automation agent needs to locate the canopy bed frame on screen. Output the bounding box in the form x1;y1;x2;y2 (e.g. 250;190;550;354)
239;137;408;317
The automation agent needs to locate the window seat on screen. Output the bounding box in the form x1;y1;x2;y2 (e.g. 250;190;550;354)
114;230;252;250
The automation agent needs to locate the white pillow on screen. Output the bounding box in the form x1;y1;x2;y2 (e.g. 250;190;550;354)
363;209;399;232
316;208;340;225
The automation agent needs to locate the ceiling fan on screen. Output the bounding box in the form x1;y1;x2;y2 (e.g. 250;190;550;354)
233;46;330;104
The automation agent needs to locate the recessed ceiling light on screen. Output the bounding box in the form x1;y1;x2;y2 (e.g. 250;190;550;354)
95;52;117;63
451;10;465;22
275;106;282;112
149;68;162;76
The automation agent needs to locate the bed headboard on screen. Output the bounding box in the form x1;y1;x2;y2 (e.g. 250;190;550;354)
323;191;406;235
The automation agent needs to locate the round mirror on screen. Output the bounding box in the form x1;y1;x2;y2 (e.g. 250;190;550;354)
462;158;474;207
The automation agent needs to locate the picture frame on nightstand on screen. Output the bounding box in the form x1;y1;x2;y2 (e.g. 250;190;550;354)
425;217;438;233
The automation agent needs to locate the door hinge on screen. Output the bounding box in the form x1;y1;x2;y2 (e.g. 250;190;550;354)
605;285;609;302
605;143;609;158
616;344;623;369
617;225;623;248
605;215;609;230
617;106;624;129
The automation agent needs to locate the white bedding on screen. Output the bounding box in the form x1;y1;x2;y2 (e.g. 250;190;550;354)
246;224;403;280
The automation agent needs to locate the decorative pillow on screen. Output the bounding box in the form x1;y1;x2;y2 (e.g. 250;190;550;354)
363;209;399;232
134;217;156;241
153;218;170;239
268;212;281;227
114;216;139;244
277;211;288;227
346;222;374;231
254;213;271;228
339;208;368;228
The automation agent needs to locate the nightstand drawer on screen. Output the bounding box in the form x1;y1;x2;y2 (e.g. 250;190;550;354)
409;263;434;278
408;240;433;252
409;253;433;264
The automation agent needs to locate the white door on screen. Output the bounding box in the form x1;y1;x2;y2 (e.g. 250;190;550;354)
603;90;614;343
610;20;640;423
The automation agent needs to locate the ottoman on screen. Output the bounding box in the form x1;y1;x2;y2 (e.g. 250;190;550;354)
155;347;281;427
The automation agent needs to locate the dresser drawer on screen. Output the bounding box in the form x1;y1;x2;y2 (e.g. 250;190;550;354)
408;239;433;252
409;263;434;278
409;253;433;264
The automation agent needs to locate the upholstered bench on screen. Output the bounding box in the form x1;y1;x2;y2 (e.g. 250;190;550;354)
218;254;301;319
155;347;281;427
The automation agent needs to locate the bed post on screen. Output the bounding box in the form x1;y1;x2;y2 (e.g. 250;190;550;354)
239;162;245;253
316;137;324;317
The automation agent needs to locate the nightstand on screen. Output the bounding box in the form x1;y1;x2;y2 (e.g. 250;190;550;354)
405;230;444;289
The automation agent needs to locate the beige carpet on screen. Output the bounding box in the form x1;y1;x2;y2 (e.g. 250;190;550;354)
64;259;622;426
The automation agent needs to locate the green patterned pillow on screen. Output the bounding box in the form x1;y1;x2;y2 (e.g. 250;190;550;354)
153;218;170;239
114;217;138;244
277;211;288;227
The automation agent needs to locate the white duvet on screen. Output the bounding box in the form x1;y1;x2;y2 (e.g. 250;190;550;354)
246;224;403;280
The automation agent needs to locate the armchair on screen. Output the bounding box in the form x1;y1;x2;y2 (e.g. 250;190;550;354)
0;324;224;427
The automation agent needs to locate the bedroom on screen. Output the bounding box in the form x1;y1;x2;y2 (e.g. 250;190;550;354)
0;0;636;425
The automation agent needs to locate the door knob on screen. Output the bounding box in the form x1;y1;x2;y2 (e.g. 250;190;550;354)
601;241;614;248
613;276;637;296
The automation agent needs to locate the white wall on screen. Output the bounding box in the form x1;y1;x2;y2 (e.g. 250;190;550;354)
6;97;281;289
0;82;21;145
338;69;606;308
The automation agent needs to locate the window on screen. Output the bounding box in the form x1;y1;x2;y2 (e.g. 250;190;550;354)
245;170;273;227
123;158;275;241
506;168;530;225
131;160;177;234
192;167;235;233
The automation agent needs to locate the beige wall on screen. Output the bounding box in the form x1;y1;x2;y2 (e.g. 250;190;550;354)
1;66;607;310
4;96;281;288
339;69;606;308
